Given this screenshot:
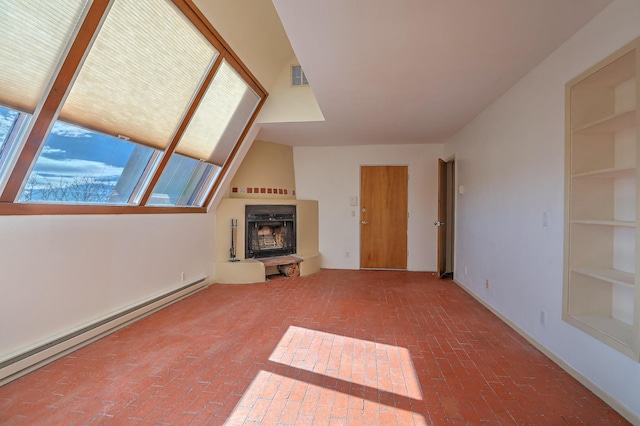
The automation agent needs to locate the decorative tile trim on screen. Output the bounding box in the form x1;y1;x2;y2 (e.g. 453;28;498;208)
232;187;296;196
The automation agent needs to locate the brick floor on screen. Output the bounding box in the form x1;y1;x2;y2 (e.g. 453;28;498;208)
0;269;629;425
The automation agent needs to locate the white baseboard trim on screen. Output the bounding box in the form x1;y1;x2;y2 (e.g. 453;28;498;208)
0;277;209;387
453;279;638;425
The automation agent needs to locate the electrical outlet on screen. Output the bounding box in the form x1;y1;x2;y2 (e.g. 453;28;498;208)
485;279;490;289
345;251;350;259
464;266;468;276
181;272;186;282
540;310;546;325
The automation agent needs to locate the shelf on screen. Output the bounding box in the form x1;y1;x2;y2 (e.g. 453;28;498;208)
572;108;635;134
572;267;635;288
572;315;634;348
571;219;636;227
572;166;635;179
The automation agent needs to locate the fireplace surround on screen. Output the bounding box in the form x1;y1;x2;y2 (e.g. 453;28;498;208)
214;198;319;283
245;204;296;259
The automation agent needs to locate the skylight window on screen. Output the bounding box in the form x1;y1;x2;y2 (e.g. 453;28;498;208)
0;1;89;113
59;0;218;151
176;60;261;166
148;154;219;207
0;106;30;192
0;0;266;213
0;107;20;164
20;121;156;204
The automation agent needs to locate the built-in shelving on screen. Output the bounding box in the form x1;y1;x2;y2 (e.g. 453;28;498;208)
573;108;635;134
570;219;636;227
572;315;634;348
564;36;640;361
572;267;634;288
572;166;635;179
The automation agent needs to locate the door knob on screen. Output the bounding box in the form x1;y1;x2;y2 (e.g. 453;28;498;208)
361;208;367;212
434;221;445;226
361;221;369;225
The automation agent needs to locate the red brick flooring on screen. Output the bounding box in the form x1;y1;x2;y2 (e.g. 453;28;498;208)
0;270;629;425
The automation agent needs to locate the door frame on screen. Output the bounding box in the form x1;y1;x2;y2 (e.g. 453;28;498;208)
436;157;456;278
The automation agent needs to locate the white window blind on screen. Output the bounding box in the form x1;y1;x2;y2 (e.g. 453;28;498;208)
176;60;260;165
59;0;218;151
0;0;88;113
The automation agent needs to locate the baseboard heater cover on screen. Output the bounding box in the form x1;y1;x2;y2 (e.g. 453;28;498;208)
0;277;208;386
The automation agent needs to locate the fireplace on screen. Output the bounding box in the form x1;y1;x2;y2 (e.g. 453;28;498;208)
245;205;296;259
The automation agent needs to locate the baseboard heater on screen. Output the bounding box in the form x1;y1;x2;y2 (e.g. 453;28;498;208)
0;277;208;386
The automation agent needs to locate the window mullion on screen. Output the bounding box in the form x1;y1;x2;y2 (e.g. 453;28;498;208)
138;52;227;206
172;0;226;54
173;0;267;99
227;54;268;99
127;151;163;205
0;0;112;203
202;94;267;209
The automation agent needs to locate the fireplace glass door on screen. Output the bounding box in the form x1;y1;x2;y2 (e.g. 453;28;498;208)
245;205;296;258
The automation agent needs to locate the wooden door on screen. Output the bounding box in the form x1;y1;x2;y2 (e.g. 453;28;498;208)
436;158;447;276
360;166;408;269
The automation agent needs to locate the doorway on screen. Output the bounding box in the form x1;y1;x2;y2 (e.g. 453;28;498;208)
436;158;455;278
360;166;408;269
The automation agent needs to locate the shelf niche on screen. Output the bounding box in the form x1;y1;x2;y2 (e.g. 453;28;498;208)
564;37;640;361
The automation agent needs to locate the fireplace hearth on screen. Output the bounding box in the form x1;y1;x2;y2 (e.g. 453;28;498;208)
245;205;296;259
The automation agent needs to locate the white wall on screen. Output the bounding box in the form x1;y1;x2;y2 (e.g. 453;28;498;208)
0;213;214;359
294;144;444;271
444;0;640;418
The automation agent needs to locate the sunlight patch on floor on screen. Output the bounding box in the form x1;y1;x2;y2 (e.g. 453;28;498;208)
269;326;423;400
226;370;427;425
225;326;427;424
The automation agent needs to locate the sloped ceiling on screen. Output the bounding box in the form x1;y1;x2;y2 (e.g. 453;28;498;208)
196;0;614;147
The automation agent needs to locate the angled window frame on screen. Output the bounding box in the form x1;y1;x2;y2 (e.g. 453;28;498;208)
0;0;267;215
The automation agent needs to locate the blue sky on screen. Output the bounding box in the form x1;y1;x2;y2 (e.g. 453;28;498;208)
1;106;133;185
1;106;202;204
34;121;132;183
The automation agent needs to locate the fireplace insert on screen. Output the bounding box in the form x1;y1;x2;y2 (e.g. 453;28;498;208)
245;205;296;259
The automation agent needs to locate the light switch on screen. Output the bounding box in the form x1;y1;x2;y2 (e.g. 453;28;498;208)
458;185;464;194
349;196;358;206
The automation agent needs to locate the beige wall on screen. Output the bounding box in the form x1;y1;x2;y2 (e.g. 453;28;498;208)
191;0;293;91
229;140;296;199
215;139;320;283
256;56;325;124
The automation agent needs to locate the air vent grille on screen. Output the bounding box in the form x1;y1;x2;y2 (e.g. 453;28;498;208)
291;65;309;86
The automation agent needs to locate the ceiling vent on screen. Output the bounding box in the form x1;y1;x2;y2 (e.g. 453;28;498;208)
291;65;309;86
